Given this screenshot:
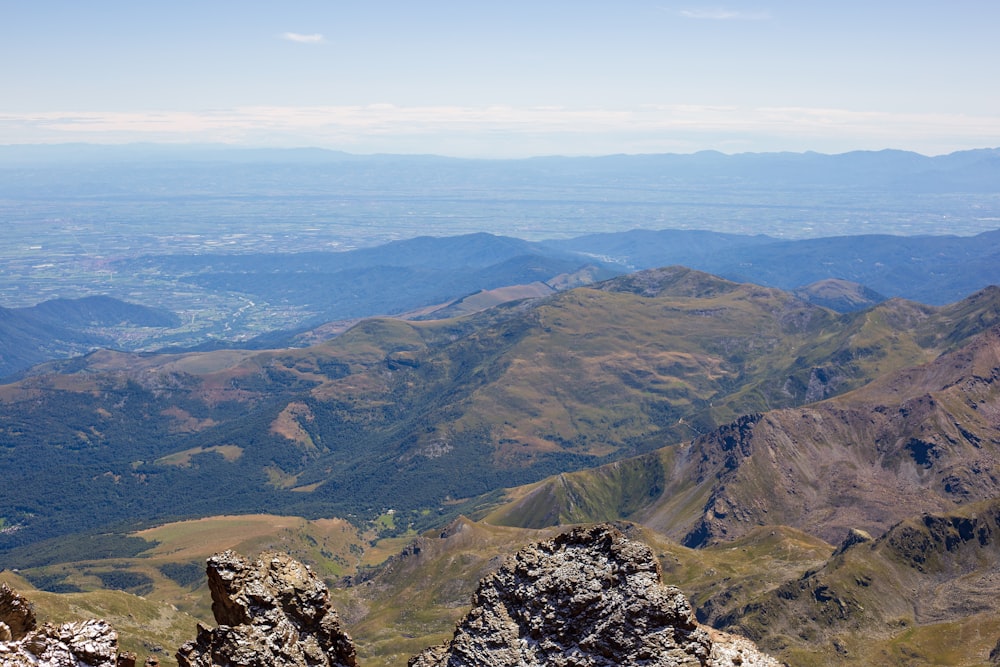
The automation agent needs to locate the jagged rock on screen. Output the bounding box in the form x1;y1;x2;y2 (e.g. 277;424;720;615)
1;583;118;666
176;550;356;667
832;528;874;556
409;524;779;667
705;628;780;667
0;583;36;641
0;618;118;667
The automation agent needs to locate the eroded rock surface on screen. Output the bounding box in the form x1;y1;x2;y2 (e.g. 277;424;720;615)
176;550;356;667
409;524;778;667
1;584;118;667
1;582;37;642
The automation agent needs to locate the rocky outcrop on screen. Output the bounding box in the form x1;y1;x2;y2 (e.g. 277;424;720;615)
0;620;118;666
0;584;118;666
832;528;874;557
0;582;36;642
175;550;356;667
408;524;778;667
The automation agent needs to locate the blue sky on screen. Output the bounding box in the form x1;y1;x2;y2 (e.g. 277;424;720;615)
2;1;998;157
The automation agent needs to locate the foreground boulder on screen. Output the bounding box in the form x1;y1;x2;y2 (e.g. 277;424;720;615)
176;550;356;667
0;583;118;667
409;524;778;666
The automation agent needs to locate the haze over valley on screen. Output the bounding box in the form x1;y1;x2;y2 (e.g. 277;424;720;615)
2;145;1000;665
2;145;999;358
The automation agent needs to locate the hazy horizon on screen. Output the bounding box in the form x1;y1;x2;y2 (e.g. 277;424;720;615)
1;141;998;163
3;2;998;158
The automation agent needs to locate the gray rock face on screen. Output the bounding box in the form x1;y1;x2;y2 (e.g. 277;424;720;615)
409;525;778;667
1;583;118;667
176;550;357;667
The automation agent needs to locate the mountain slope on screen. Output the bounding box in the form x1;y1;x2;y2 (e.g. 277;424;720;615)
484;306;1000;548
3;271;999;552
710;498;1000;664
657;320;1000;547
792;279;886;312
0;295;181;379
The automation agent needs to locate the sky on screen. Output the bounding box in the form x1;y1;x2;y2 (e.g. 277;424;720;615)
2;1;999;158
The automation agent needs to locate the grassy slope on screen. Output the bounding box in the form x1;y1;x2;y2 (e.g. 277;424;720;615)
18;589;200;667
714;498;1000;665
480;448;680;528
252;279;1000;476
480;293;1000;545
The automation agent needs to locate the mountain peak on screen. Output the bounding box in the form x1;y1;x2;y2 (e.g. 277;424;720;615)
793;278;886;312
595;266;740;298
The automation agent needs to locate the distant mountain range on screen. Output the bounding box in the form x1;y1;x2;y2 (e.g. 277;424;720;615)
541;228;1000;305
120;226;1000;328
3;144;1000;360
103;227;999;345
2;144;999;193
121;233;615;333
5;226;999;380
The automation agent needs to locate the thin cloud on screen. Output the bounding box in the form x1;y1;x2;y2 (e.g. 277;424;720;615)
1;105;996;158
280;32;325;44
679;8;769;20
